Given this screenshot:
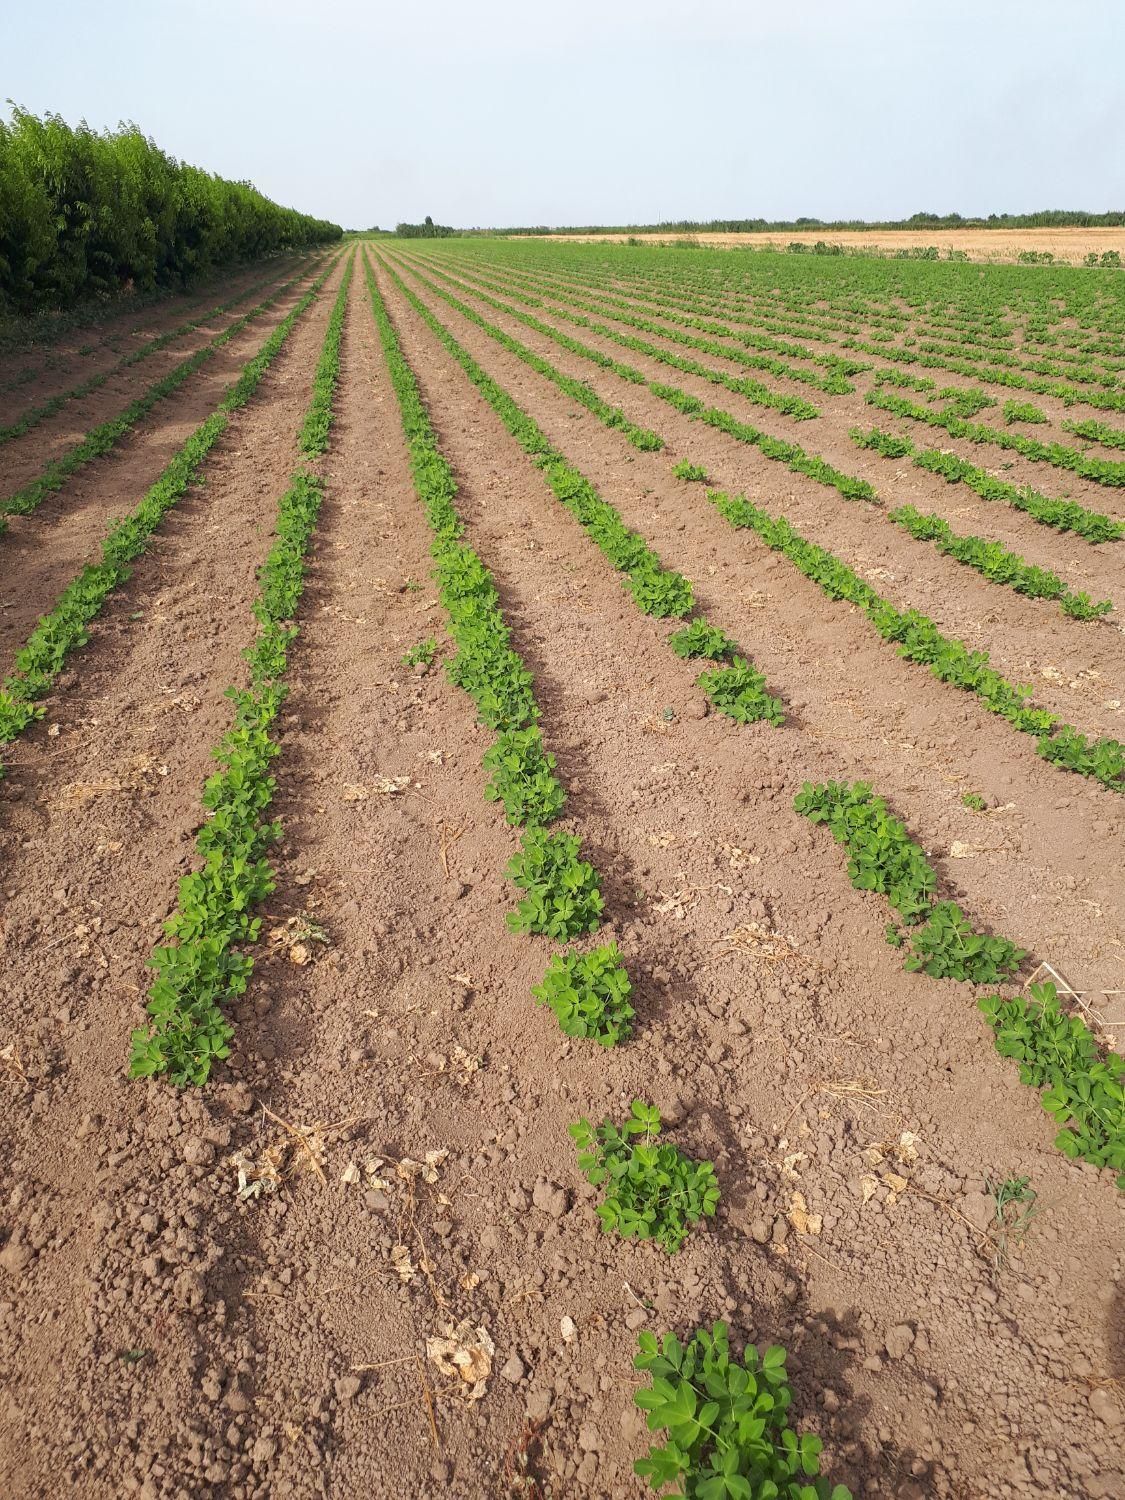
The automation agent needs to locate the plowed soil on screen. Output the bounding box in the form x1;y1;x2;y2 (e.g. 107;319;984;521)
0;245;1122;1500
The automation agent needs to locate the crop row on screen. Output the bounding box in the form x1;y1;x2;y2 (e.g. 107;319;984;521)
440;256;860;395
0;253;336;533
0;251;324;448
378;253;788;726
400;254;1116;641
390;253;872;500
397;243;1125;1212
431;256;867;392
366;248;857;1493
0;258;339;774
129;255;354;1082
851;427;1124;544
710;491;1125;789
886;505;1113;620
485;252;1125;415
866;388;1125;488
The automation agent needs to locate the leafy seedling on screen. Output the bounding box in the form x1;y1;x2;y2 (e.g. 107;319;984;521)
533;944;634;1045
570;1099;719;1253
506;828;604;939
669;620;735;661
633;1321;852;1499
402;637;438;668
483;727;566;827
985;1175;1037;1269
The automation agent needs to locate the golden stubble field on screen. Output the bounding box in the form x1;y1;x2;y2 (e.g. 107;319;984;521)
536;225;1125;264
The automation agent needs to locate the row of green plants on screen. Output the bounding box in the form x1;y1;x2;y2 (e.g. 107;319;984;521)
410;250;1121;787
548;252;1125;405
450;256;866;393
382;254;789;726
844;332;1125;415
378;256;696;621
0;258;338;774
447;257;857;396
0;254;333;530
129;257;353;1083
791;779;1122;1186
794;780;1025;981
481;256;867;358
415;256;823;422
0;106;341;315
0;251;321;448
918;331;1122;391
851;427;1124;544
393;249;1125;1488
979;985;1124;1189
886;504;1113;620
362;250;631;1048
369;251;849;1498
708;491;1125;791
867;387;1125;489
1063;417;1125;450
402;251;1122;698
396;270;664;453
393;252;874;503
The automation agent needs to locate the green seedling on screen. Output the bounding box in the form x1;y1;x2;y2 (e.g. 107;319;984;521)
533;943;634;1045
633;1322;852;1499
401;637;438;668
570;1099;719;1253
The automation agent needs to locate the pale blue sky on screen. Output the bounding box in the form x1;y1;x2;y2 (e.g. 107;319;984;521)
6;0;1123;230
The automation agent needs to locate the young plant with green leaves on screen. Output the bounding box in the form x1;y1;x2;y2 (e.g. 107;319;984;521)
506;827;605;938
633;1322;851;1500
483;726;567;827
401;637;438;668
533;943;634;1044
570;1099;720;1253
980;984;1124;1188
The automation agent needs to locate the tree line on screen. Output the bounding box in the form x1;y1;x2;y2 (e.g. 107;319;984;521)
0;107;341;316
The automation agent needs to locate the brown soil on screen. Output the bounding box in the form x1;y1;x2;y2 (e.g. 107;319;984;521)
0;261;332;680
0;253;320;403
533;227;1125;266
0;248;1122;1500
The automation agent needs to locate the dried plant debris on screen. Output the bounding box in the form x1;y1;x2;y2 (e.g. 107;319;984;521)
717;922;813;968
45;753;166;809
269;913;331;966
426;1320;494;1400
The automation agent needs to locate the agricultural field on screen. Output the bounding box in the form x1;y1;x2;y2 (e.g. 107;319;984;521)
1;234;1123;1500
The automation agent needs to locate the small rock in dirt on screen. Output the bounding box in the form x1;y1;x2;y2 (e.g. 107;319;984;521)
251;1435;278;1466
885;1324;915;1360
532;1179;569;1218
960;1192;994;1231
182;1136;215;1168
334;1375;362;1402
501;1355;526;1384
625;1308;648;1330
0;1238;32;1277
750;1217;771;1245
526;1390;551;1422
1089;1387;1122;1428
